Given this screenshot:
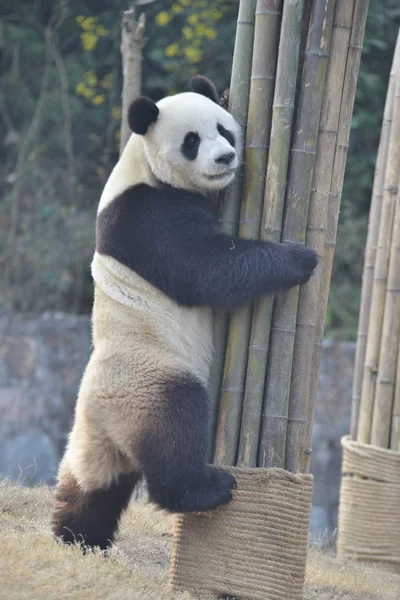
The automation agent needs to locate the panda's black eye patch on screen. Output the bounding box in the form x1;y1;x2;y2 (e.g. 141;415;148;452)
181;131;200;161
217;123;235;148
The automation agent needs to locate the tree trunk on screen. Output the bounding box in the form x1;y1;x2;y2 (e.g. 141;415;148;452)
119;8;146;155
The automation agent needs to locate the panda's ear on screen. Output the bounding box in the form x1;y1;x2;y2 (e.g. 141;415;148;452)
190;75;221;104
128;97;159;135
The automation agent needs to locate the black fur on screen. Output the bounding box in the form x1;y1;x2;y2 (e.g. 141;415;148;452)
96;184;318;310
181;131;201;161
190;75;221;104
52;471;140;550
138;374;236;512
215;151;235;165
128;97;159;135
217;123;235;148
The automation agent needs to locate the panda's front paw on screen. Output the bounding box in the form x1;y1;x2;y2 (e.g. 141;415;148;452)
285;243;319;286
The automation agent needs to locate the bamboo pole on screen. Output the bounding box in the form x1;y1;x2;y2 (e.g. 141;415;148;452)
304;0;370;471
214;0;282;466
390;336;400;451
283;0;337;474
285;0;355;474
236;0;306;467
119;8;146;154
350;33;400;440
357;59;400;445
208;0;257;460
249;0;335;471
370;175;400;447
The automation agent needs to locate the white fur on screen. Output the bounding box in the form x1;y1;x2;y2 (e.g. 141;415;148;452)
98;133;156;214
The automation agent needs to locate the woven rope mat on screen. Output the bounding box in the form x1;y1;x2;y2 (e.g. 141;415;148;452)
338;436;400;572
170;467;313;600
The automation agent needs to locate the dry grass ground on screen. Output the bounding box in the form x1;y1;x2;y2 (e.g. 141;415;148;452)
0;480;399;600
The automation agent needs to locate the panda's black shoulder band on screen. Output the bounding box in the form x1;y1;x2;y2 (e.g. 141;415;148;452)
96;184;318;309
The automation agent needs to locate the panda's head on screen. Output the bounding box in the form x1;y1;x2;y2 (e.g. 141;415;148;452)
128;76;241;193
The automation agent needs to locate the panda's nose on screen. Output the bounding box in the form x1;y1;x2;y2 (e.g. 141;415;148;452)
215;151;235;165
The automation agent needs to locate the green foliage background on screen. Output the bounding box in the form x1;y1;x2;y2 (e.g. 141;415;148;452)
0;0;399;338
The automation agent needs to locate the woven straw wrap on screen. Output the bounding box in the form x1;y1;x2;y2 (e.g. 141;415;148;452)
170;467;313;600
338;436;400;572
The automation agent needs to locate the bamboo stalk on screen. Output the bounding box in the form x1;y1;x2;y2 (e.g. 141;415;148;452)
250;0;335;471
350;33;400;440
220;0;258;238
285;0;355;474
237;0;307;467
214;0;282;466
357;61;400;445
304;0;370;470
208;0;257;460
283;0;337;474
370;176;400;447
305;0;370;456
390;336;400;451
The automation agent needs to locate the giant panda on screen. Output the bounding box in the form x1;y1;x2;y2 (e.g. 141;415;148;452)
52;75;318;550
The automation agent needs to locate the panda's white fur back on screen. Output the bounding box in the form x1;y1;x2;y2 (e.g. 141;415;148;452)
97;133;155;214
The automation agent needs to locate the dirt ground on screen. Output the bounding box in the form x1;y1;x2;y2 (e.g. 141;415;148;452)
0;480;399;600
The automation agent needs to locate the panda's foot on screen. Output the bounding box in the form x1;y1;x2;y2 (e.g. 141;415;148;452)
154;467;237;514
52;470;140;550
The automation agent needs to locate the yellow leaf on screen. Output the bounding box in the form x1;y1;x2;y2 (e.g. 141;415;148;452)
112;106;121;120
184;46;202;63
81;32;98;51
155;12;171;27
92;94;105;105
182;26;193;40
165;43;179;58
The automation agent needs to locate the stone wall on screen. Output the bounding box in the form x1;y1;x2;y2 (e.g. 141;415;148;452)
0;311;355;536
0;312;91;485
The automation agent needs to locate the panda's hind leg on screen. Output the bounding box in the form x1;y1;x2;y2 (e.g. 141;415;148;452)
52;421;141;550
137;374;236;513
52;469;140;551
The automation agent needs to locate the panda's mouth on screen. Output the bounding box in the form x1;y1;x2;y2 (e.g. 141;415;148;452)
205;170;234;181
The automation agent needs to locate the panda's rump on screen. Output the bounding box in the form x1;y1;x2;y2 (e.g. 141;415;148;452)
73;338;207;479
